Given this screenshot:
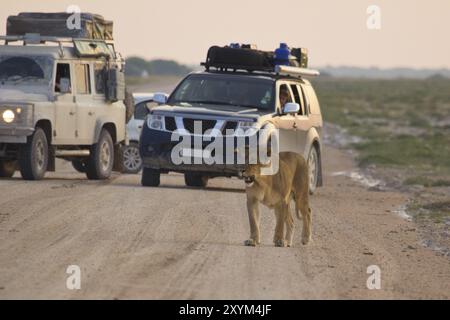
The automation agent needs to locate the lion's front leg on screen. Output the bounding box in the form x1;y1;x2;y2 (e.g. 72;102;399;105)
273;203;287;247
245;196;261;246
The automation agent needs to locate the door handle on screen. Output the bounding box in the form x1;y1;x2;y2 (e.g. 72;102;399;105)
293;122;298;129
88;111;95;116
138;125;143;129
69;111;75;116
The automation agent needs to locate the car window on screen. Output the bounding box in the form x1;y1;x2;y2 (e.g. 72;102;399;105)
278;84;293;109
94;63;106;94
134;101;152;120
169;75;275;111
75;63;91;95
54;63;71;94
0;56;52;86
299;84;310;115
290;84;305;115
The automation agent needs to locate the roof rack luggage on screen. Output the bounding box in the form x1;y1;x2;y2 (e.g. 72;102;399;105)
202;43;318;77
6;12;113;40
204;45;274;72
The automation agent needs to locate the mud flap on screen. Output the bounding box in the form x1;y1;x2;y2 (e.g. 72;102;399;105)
47;146;56;172
113;143;124;172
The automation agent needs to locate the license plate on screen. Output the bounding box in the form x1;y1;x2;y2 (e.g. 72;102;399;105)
181;148;211;159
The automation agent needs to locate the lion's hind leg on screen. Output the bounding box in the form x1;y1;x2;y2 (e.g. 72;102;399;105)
284;202;295;247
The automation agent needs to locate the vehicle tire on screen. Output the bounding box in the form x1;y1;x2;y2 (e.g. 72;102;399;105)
86;129;114;180
0;160;16;178
72;160;87;173
122;142;142;174
307;146;320;195
19;128;48;180
141;168;160;187
184;172;209;188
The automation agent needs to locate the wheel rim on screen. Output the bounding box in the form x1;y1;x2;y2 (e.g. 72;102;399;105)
123;146;142;171
35;139;45;170
308;148;318;191
100;141;111;172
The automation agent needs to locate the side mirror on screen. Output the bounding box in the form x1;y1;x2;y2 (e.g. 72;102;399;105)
60;78;71;94
153;92;168;105
283;102;300;115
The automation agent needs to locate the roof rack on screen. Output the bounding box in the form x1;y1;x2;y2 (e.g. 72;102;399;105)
0;34;116;59
202;44;320;78
275;65;320;77
0;34;114;45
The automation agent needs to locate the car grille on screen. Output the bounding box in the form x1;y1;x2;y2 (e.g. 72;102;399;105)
222;121;238;134
163;117;238;135
183;118;216;134
164;117;177;131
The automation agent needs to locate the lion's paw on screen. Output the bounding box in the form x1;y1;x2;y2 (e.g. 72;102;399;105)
274;239;286;247
301;236;311;245
244;239;257;247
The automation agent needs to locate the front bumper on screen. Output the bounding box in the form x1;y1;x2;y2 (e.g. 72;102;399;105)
139;127;250;176
0;126;34;143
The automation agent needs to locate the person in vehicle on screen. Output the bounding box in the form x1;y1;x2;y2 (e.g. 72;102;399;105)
279;85;292;108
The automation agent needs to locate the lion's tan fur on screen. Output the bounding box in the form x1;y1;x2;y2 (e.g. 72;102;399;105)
243;152;312;247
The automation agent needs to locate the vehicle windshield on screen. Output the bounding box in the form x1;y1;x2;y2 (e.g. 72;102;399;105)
168;74;275;111
0;55;53;86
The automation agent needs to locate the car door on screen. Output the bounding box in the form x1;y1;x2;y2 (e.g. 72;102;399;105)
54;62;78;144
291;82;311;155
274;82;298;154
74;62;96;144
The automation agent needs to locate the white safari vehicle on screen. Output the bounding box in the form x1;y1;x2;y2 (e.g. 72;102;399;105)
122;93;155;173
0;12;127;180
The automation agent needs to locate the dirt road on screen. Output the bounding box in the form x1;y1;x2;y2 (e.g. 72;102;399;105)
0;143;449;299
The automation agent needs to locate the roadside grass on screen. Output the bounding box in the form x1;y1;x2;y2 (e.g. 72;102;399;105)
408;200;450;224
312;77;450;176
403;177;450;188
312;77;450;225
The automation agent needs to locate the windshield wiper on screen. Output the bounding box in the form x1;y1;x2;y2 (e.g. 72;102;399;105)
176;100;232;106
176;100;259;108
12;76;42;84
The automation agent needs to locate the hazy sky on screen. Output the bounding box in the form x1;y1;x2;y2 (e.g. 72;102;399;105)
1;0;450;68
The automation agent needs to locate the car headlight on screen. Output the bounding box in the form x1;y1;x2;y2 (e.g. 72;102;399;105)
147;115;165;131
236;121;259;136
2;109;15;123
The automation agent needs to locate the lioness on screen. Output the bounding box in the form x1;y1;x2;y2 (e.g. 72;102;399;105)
242;152;312;247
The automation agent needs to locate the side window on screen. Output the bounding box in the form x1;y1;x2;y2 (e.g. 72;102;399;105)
289;84;305;115
55;63;71;93
278;84;293;110
134;102;153;120
299;84;310;115
75;64;91;95
94;63;106;94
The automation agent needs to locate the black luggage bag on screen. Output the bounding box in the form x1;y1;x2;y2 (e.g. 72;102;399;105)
7;12;113;40
205;46;274;71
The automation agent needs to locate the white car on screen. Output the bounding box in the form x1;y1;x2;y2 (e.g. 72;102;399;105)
122;93;156;173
